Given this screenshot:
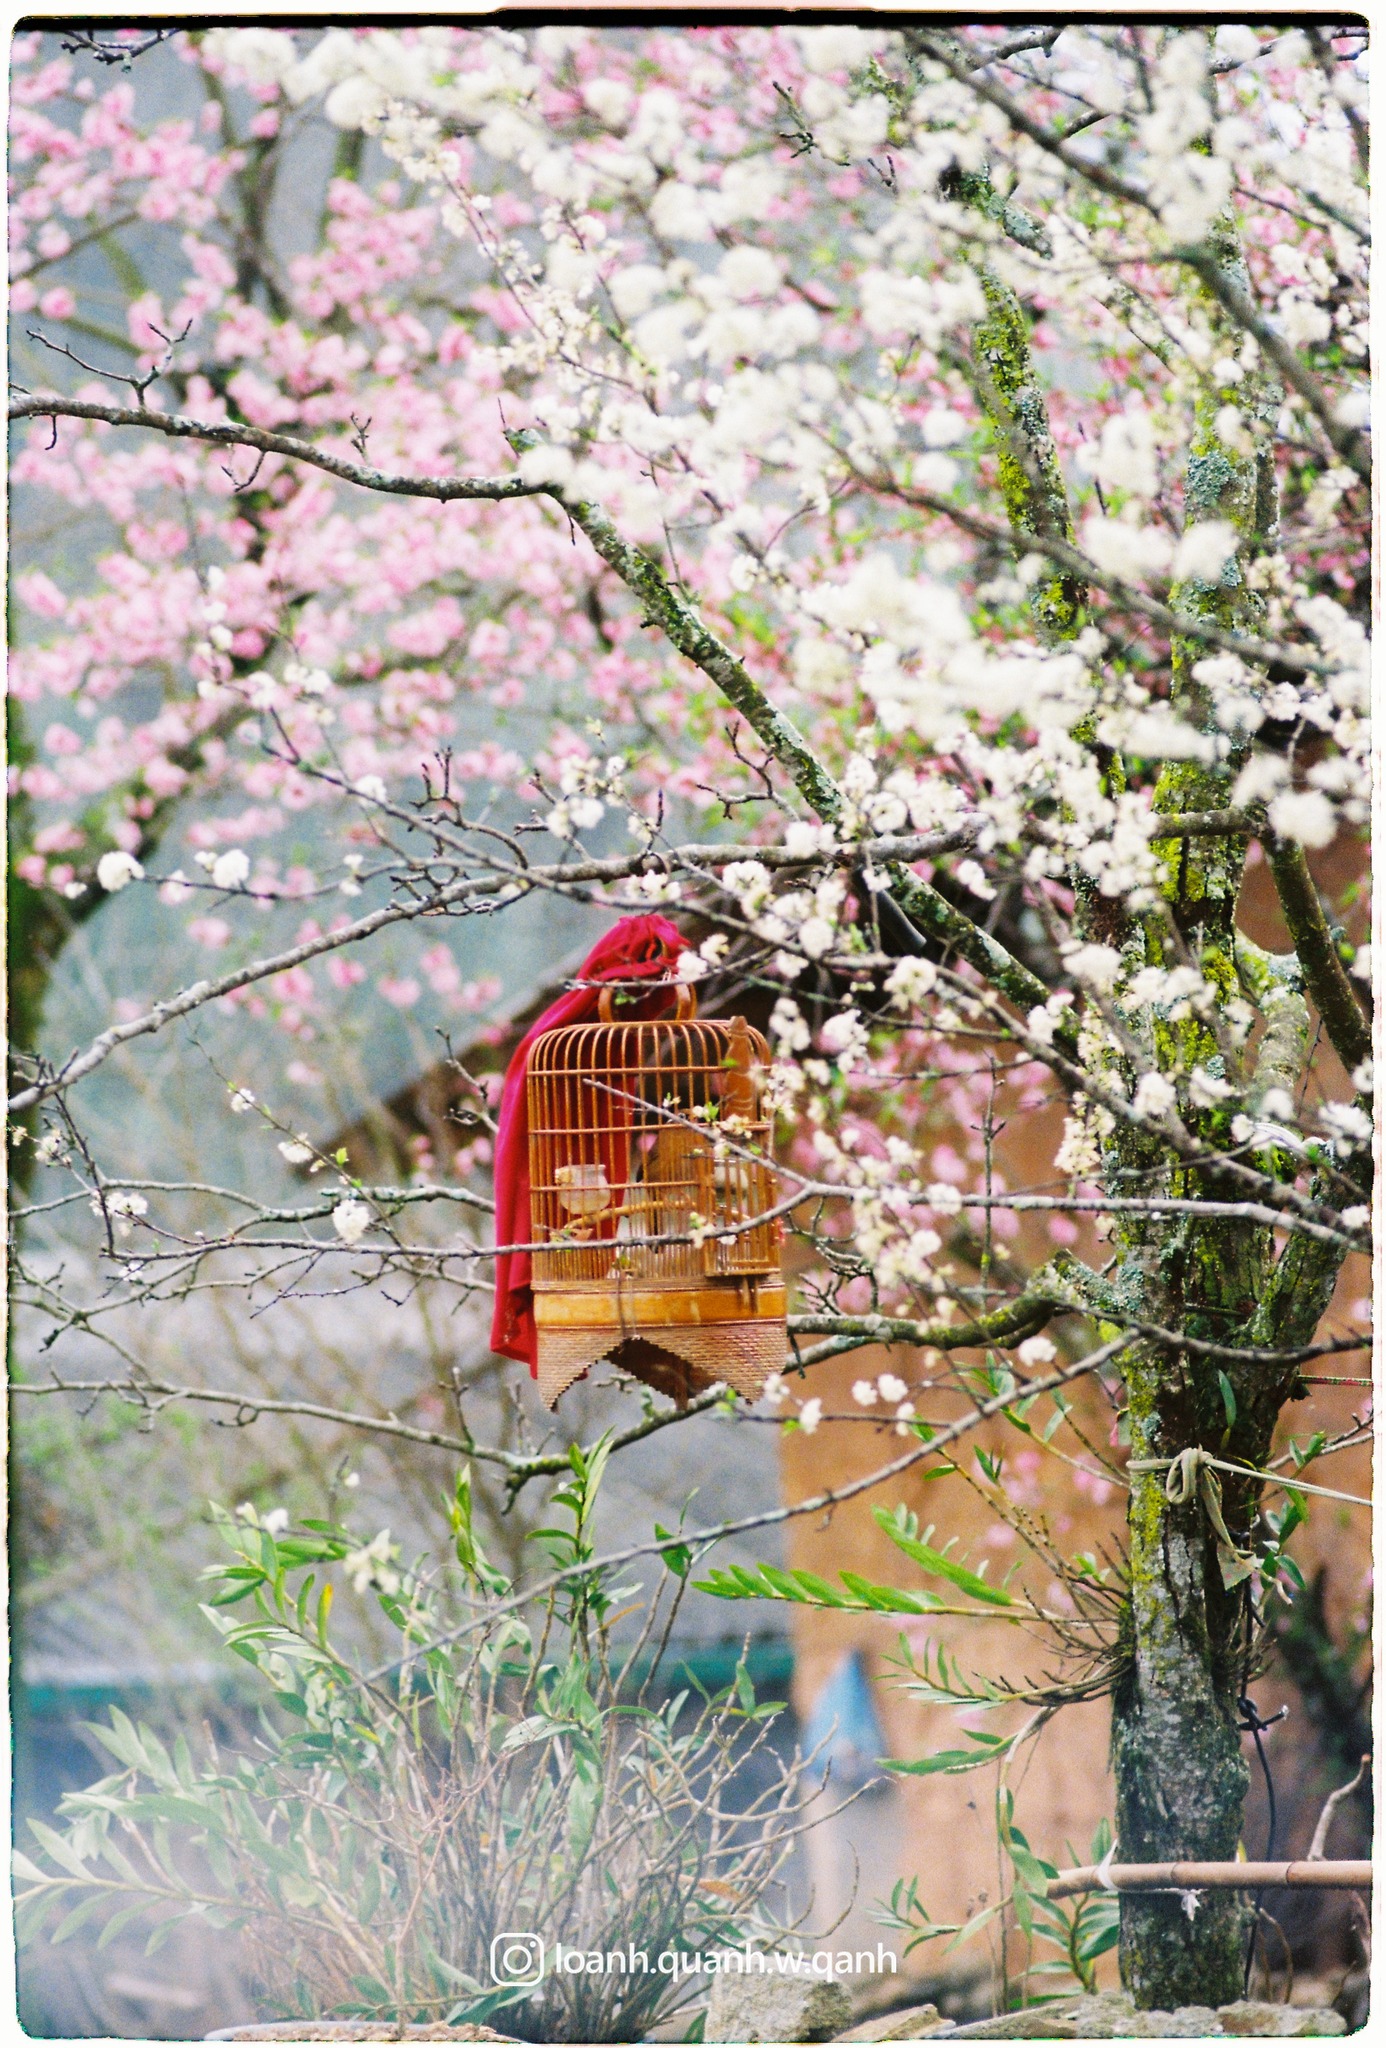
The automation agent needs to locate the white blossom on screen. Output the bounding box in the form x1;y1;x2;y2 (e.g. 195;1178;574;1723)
210;848;251;891
1319;1101;1372;1148
92;1188;148;1238
1093;405;1159;499
1063;944;1122;995
797;1397;823;1434
1017;1336;1056;1366
1082;516;1172;581
97;850;144;892
1268;788;1337;849
784;819;836;860
1189;1067;1233;1108
769;997;810;1056
797;916;836;961
1123;965;1213;1017
206;26;298;85
1056;1110;1101;1180
954;859;995;902
1133;1072;1178;1119
885;957;939;1009
922;406;968;449
344;1528;401;1596
722;859;773;916
332;1196;372;1244
1172;521;1238;584
820;1007;868;1072
851;1380;878;1408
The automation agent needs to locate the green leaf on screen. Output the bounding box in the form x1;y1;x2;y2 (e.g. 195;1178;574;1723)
654;1523;692;1579
28;1820;95;1881
1041;1396;1071;1444
1218;1371;1237;1429
48;1895;105;1946
96;1901;158;1950
1077;1919;1121;1964
499;1714;574;1753
445;1985;532;2028
145;1916;178;1956
875;1507;1017;1607
887;1730;1012;1777
838;1573;938;1614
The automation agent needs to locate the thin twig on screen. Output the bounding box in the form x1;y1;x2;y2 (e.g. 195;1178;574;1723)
1307;1756;1370;1861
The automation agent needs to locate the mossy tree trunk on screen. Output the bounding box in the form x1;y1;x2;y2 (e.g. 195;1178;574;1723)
1110;216;1312;2008
948;164;1359;2006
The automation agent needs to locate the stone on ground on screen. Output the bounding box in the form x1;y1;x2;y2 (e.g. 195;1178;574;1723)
1217;2002;1348;2037
704;1963;854;2043
837;2000;955;2041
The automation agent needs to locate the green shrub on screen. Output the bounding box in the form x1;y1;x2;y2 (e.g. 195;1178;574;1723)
15;1443;808;2041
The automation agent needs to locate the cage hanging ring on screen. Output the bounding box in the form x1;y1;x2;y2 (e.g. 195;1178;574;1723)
597;981;696;1024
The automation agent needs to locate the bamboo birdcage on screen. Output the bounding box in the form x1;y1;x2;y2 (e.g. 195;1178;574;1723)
527;985;786;1409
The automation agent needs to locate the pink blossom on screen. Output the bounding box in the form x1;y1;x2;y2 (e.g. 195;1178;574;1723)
17;570;66;617
126;290;167;350
272;966;315;1004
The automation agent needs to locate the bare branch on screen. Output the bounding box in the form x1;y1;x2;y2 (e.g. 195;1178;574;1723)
908;32;1370;479
1307;1757;1370;1860
860;461;1345;679
7;394;546;503
59;26;180;67
369;1335;1135;1679
1265;835;1372;1078
10;1371;727;1490
4;822;976;1115
10;392;1054;1021
1173;246;1369;480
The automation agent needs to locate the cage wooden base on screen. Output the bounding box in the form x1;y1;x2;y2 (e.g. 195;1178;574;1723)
534;1281;786;1410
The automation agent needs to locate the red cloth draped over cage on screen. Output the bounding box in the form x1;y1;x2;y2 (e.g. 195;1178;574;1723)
489;914;684;1372
488;912;787;1410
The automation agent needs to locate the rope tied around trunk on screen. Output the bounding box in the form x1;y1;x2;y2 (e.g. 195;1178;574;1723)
1127;1445;1371;1592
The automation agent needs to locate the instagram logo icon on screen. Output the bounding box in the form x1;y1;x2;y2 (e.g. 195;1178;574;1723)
490;1932;545;1987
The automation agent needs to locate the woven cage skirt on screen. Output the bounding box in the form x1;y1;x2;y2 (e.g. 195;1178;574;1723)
533;1280;786;1410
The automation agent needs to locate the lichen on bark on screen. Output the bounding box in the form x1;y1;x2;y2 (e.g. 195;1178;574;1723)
1106;207;1346;2007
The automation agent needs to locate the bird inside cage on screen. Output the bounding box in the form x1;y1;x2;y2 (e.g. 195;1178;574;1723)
520;980;787;1409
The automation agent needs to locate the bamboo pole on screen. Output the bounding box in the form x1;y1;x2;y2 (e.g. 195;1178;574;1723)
1046;1861;1372;1899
